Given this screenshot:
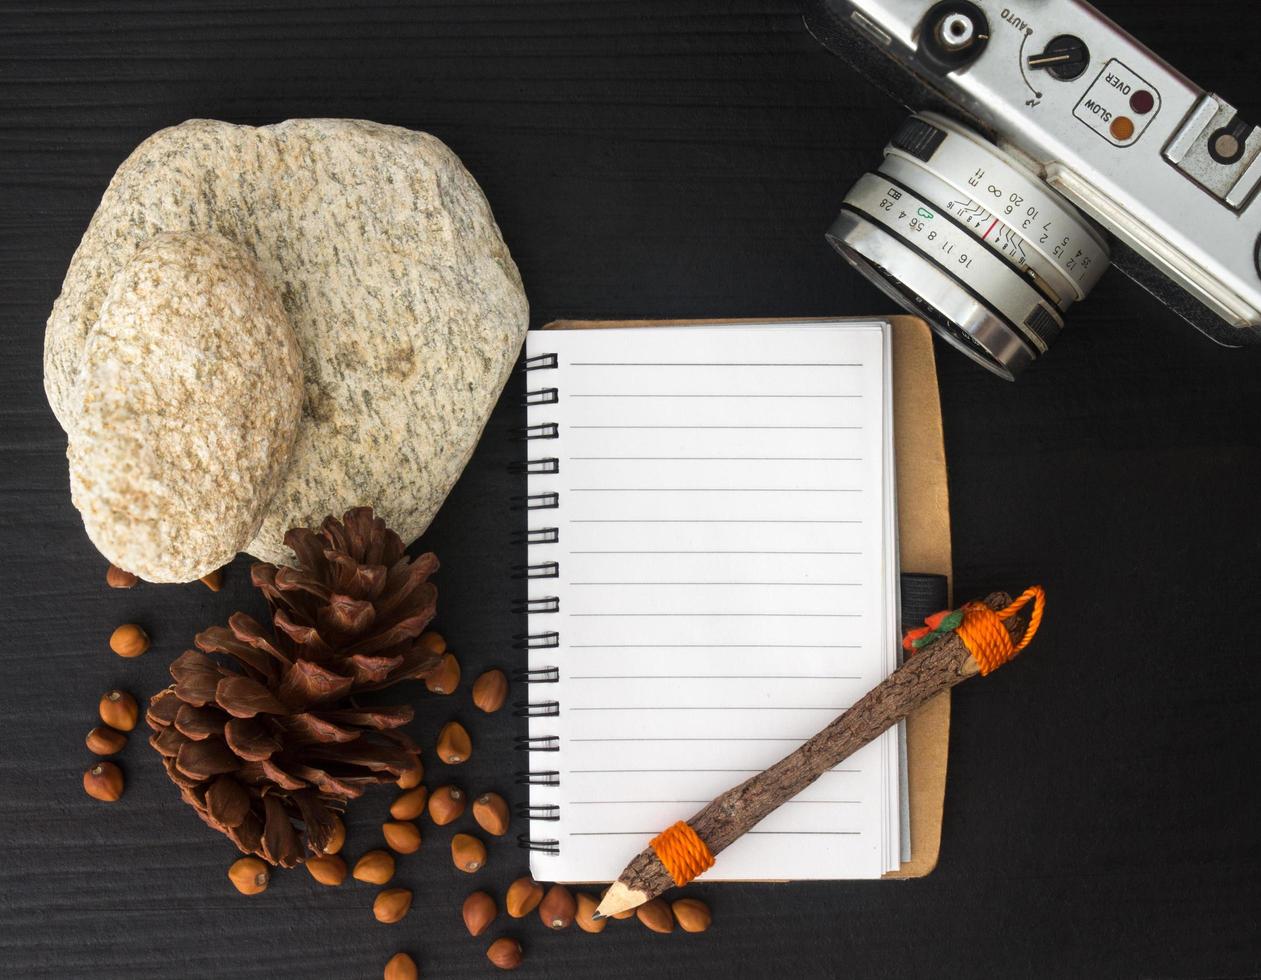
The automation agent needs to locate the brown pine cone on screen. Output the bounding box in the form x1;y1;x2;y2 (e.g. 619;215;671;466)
147;507;441;866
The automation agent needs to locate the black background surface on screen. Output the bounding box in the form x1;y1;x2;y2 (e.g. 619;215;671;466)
2;2;1260;977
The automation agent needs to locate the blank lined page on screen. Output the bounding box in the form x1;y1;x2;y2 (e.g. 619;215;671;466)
523;322;899;882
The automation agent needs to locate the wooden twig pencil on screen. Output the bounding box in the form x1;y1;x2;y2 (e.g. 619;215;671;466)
595;587;1045;918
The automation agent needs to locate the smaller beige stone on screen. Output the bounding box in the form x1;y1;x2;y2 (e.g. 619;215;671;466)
69;231;303;582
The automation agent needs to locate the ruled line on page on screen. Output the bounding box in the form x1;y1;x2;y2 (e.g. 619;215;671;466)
568;550;862;555
568;362;864;367
569;581;863;585
567;644;862;649
568;456;863;461
567;675;862;681
568;520;862;525
569;425;862;430
569;706;863;712
569;768;862;774
569;393;862;399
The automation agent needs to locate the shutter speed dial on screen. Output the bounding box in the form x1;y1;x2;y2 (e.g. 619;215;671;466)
1027;34;1091;81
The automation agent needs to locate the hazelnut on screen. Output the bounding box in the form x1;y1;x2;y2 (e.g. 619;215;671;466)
505;876;544;918
538;883;576;930
200;568;224;591
671;897;712;933
451;832;487;873
575;892;606;933
636;898;674;934
436;720;471;764
425;653;461;695
83;761;124;801
486;937;523;971
373;888;413;924
390;786;428;821
98;689;139;731
383;952;418;980
228;856;270;895
471;669;508;713
85;725;127;756
352;850;396;885
106;564;138;589
419;630;446;655
427;785;465;825
472;792;510;836
382;821;421;854
462;890;497;936
323;815;346;855
305;854;347;886
109;623;149;658
396;755;424;789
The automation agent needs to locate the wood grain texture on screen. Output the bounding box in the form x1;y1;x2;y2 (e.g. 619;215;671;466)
1;1;1260;977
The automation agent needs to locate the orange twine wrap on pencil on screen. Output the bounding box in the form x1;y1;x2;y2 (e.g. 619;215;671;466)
957;585;1045;675
650;820;715;887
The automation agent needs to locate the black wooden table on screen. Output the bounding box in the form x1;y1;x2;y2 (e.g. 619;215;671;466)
2;2;1259;977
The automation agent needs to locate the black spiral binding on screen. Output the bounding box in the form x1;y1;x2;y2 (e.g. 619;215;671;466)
517;348;564;856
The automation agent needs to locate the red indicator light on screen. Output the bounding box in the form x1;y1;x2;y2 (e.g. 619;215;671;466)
1130;90;1155;115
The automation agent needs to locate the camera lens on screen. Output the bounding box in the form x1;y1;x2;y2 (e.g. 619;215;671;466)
827;113;1110;379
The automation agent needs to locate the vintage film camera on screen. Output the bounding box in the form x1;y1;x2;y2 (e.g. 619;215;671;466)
805;0;1261;378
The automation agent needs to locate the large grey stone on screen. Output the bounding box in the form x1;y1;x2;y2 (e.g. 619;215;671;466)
45;119;529;567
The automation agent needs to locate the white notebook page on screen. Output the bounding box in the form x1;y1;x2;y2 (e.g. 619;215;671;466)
522;321;900;882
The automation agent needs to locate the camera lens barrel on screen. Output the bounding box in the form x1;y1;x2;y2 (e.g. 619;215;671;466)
828;113;1110;379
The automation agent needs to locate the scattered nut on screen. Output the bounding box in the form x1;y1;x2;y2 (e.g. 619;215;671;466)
85;725;127;756
382;821;421;854
672;897;712;933
383;952;418;980
419;630;446;655
109;623;149;658
451;832;487;873
636;898;674;934
373;888;413;924
539;883;576;930
390;786;428;821
106;564;138;589
427;785;465;825
98;689;139;732
396;755;424;789
436;720;471;764
471;668;508;713
426;653;461;695
462;890;497;936
486;937;523;971
324;815;346;855
352;850;396;885
472;792;510;836
505;877;544;918
305;854;347;886
200;568;224;591
228;856;270;895
576;892;606;933
83;761;124;801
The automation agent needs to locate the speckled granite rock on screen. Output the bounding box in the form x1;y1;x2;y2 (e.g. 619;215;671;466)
69;232;303;582
45;118;528;566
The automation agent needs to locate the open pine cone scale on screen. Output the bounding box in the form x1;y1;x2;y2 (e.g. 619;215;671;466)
147;507;441;867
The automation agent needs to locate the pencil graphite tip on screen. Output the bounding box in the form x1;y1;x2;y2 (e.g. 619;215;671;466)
591;912;607;921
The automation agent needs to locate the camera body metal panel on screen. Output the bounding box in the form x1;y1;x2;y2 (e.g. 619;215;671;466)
806;0;1261;348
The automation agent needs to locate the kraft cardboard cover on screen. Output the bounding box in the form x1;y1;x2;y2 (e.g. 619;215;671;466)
542;317;952;879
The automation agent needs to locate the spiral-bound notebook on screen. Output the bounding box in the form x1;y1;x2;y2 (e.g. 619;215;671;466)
517;317;952;883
